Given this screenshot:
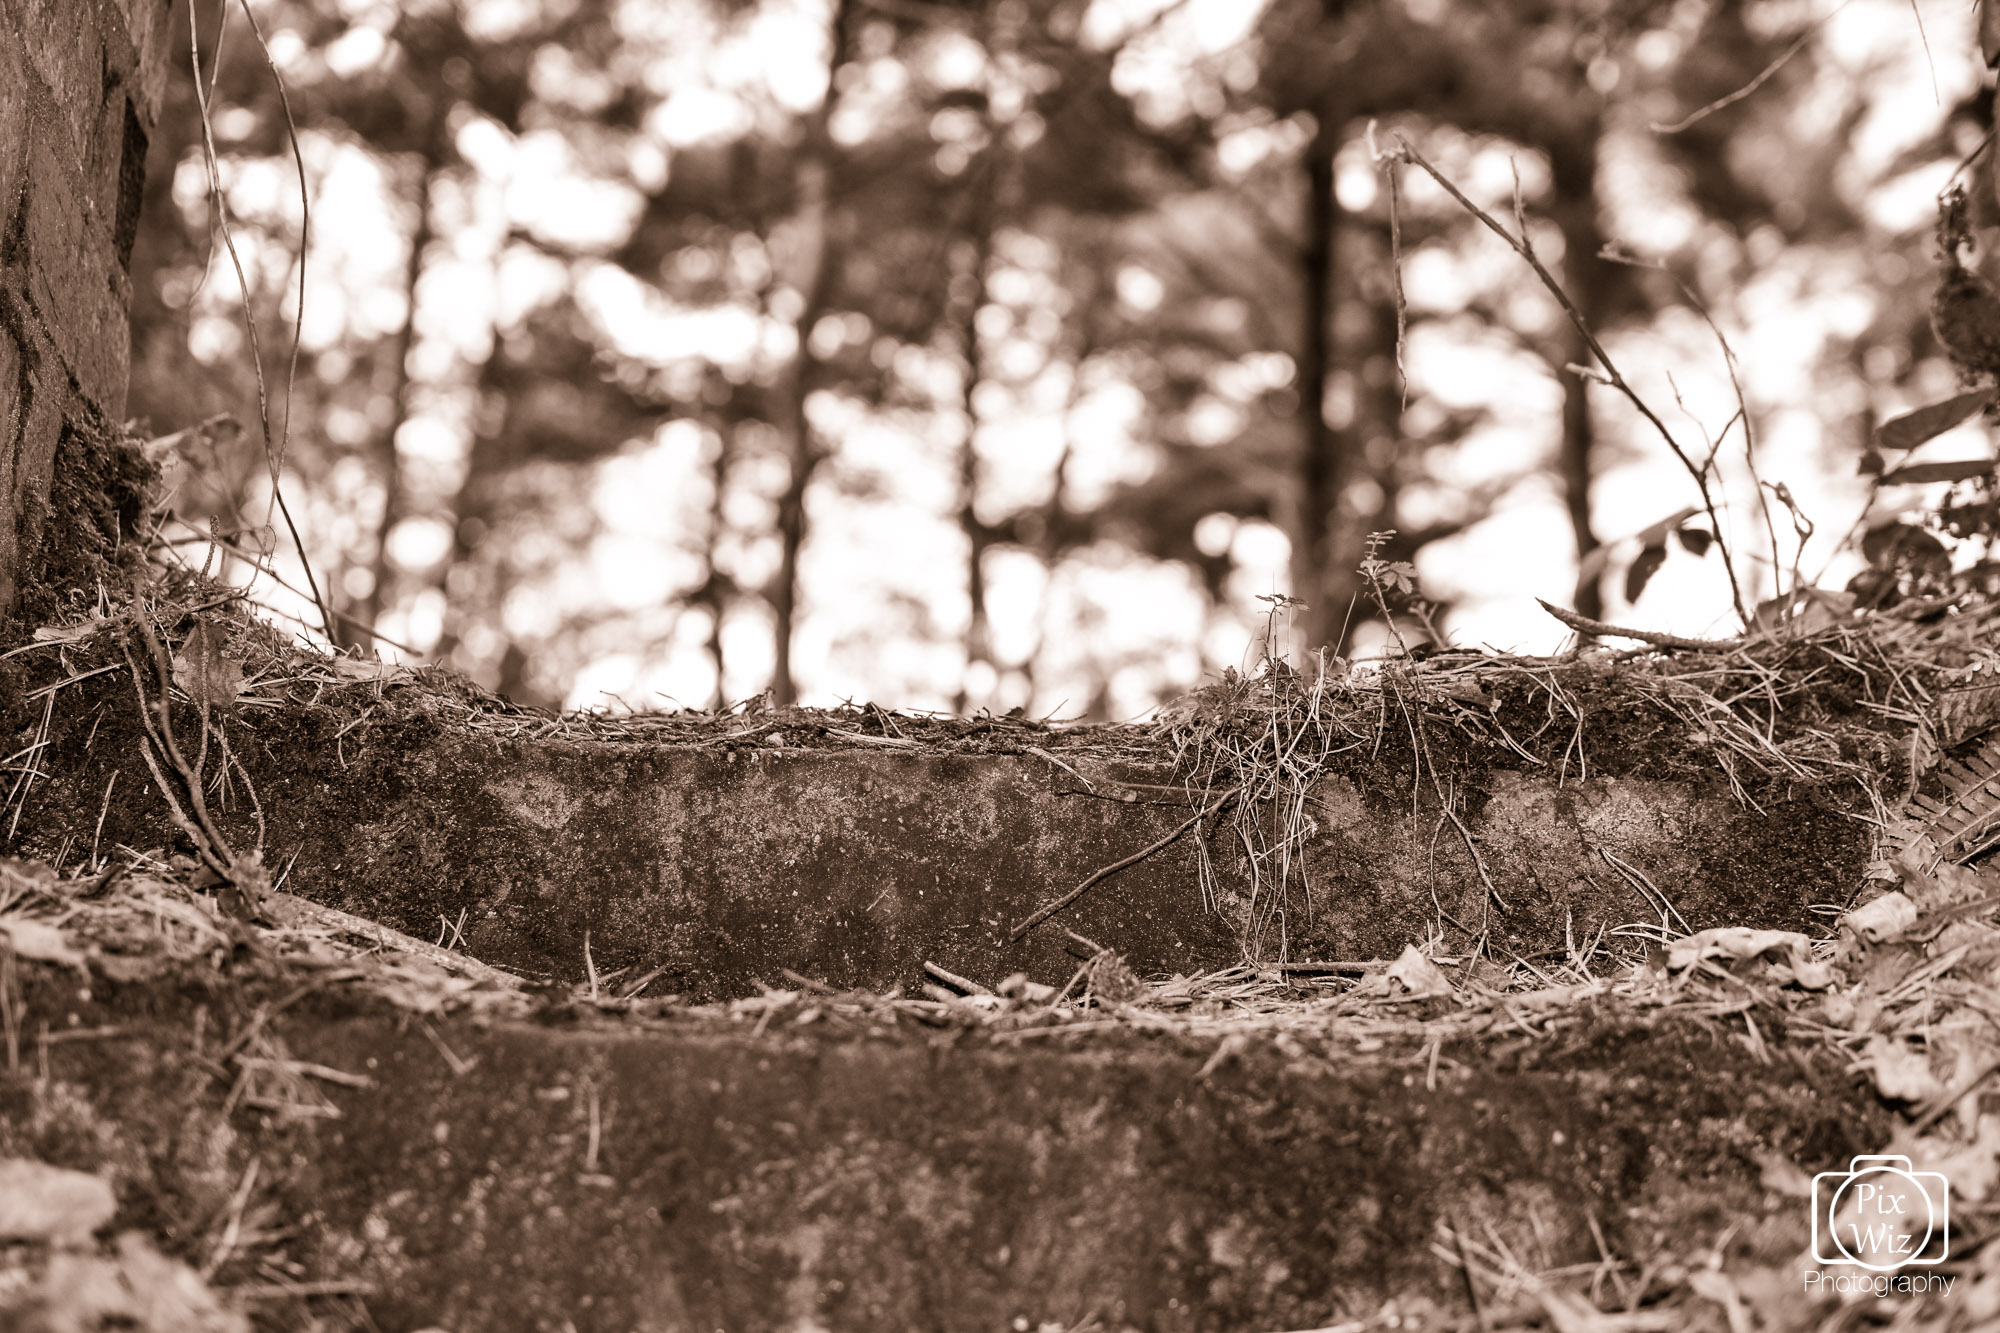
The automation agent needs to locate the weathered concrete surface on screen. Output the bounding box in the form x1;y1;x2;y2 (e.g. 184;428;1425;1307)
0;0;172;611
38;714;1869;995
265;744;1863;992
0;968;1887;1332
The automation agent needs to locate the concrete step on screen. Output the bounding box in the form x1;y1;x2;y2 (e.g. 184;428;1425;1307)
30;688;1869;998
0;958;1886;1332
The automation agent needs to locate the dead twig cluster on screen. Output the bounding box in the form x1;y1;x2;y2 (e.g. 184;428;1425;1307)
118;592;270;921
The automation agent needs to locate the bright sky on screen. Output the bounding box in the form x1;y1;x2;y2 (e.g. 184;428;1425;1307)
181;0;1991;717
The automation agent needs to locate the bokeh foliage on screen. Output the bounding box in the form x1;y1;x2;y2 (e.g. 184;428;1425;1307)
126;0;1996;714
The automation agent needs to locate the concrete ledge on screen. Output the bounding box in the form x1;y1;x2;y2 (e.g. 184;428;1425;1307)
37;711;1869;995
280;743;1863;992
0;972;1887;1331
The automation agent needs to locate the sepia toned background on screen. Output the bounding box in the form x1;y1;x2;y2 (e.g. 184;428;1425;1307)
128;0;1990;717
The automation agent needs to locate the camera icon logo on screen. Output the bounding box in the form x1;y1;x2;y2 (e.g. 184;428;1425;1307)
1811;1155;1949;1270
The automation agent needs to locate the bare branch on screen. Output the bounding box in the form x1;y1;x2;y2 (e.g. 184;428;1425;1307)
1383;137;1750;626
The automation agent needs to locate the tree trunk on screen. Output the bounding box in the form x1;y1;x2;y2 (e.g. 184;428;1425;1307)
348;150;442;653
695;416;736;709
0;0;172;613
1549;133;1606;620
769;0;854;706
952;187;997;715
431;348;507;667
1295;120;1350;653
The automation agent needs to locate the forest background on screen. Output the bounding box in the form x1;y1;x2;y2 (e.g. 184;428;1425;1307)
127;0;1996;718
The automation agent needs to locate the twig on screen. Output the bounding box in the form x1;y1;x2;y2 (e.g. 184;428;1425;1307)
1369;121;1410;408
922;960;993;995
200;1158;259;1280
153;524;421;654
264;892;520;987
1600;247;1785;608
619;964;673;1000
1010;792;1236;940
226;1280;378;1301
1449;1211;1495;1333
419;1019;478;1076
4;690;53;841
1440;794;1508;915
188;1;332;639
823;727;921;748
122;606;237;880
1911;1052;2000;1134
1064;929;1110;957
89;770;118;865
1262;961;1372;975
1025;745;1094;790
234;1055;374;1088
1385;137;1749;624
1536;600;1740;652
1649;25;1817;134
1599;848;1690;936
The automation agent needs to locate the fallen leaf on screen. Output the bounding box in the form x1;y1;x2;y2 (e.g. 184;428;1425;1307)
91;953;166;983
1907;1114;2000;1203
0;1158;115;1244
1753;1149;1814;1198
1861;520;1950;572
31;615;116;646
1664;927;1831;987
1632;505;1701;546
329;655;400;680
36;1231;249;1333
1383;943;1453;998
1440;678;1496;710
0;916;87;970
1865;1034;1943;1102
171;621;243;709
1938;681;2000;748
1624;540;1669;603
1674;525;1713;556
1845;892;1918;943
0;858;57;897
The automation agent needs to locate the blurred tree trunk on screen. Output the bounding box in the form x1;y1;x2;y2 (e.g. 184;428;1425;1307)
1295;119;1355;652
694;414;736;709
349;142;443;651
952;152;1001;715
769;0;855;706
1548;132;1606;620
952;229;995;714
1020;236;1107;706
432;349;506;667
